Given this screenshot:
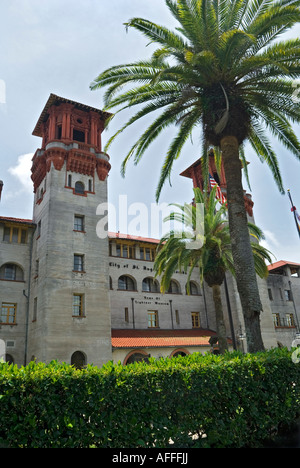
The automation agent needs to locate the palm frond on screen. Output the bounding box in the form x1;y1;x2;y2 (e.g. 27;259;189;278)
92;0;300;202
248;121;284;193
124;17;189;51
155;109;201;201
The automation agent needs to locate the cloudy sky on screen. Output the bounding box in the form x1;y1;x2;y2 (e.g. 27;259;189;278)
0;0;300;262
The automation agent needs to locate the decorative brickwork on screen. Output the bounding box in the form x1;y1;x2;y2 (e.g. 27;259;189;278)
31;94;111;191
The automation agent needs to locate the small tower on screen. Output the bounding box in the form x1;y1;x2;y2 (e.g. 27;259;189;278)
28;94;112;367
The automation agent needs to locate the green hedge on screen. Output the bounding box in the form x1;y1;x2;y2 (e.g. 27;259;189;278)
0;348;299;448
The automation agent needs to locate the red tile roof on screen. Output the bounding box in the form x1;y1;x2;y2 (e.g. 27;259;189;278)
108;232;160;244
268;260;300;271
111;329;226;349
0;216;35;225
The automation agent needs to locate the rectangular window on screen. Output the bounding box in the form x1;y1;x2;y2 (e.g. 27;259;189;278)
56;125;62;140
123;245;129;258
0;303;17;324
140;246;155;261
12;228;19;243
4;264;16;281
74;255;84;272
116;244;121;257
175;310;180;325
285;290;292;301
272;313;281;327
3;226;28;244
115;243;135;259
191;312;200;328
286;314;295;327
148;310;158;328
3;227;10;242
74;215;84;232
20;229;27;244
73;129;85;143
73;294;84;317
268;288;273;301
125;307;129;323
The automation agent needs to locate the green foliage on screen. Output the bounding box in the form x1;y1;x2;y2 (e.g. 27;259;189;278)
154;187;273;291
91;0;300;200
0;349;299;448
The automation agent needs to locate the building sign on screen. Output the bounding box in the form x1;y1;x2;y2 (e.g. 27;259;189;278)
134;296;170;307
109;261;186;275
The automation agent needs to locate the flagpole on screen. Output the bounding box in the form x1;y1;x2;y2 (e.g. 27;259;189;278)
287;189;300;238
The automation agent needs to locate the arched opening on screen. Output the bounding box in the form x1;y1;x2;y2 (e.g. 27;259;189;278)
186;281;200;295
167;280;181;294
118;275;136;291
5;354;14;365
170;348;190;358
124;350;150;365
75;181;85;195
0;263;24;281
71;351;86;370
142;277;159;293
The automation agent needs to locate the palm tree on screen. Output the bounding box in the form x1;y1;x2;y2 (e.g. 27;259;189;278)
90;0;300;351
154;187;273;354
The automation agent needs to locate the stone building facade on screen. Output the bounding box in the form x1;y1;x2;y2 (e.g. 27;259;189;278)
0;94;299;367
267;261;300;347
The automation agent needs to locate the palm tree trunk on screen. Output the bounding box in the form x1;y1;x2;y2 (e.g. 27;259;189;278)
211;284;228;354
220;135;265;353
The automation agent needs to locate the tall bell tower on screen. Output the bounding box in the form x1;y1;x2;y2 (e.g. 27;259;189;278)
28;94;112;367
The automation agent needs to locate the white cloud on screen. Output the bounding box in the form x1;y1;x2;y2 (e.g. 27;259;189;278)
8;153;33;194
260;229;280;263
262;230;280;248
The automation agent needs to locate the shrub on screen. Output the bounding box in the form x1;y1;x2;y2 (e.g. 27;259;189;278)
0;348;299;448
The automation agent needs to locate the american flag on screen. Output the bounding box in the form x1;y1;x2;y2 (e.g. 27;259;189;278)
209;174;226;205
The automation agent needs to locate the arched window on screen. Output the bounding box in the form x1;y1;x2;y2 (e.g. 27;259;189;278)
170;349;190;358
186;281;200;295
142;277;159;293
172;351;187;358
75;181;85;195
0;263;24;281
118;275;136;291
167;280;180;294
125;351;150;365
71;351;86;370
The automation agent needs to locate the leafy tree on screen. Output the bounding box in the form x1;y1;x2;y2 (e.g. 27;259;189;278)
153;187;273;353
91;0;300;351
